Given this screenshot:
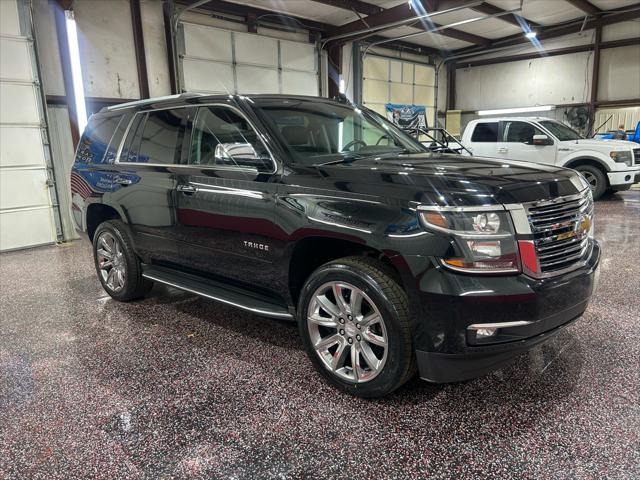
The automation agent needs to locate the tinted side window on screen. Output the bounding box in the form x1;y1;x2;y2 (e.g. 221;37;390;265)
471;122;498;142
189;107;270;170
503;121;544;144
122;109;190;164
76;114;123;164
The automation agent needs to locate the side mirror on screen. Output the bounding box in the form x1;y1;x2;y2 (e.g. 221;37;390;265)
214;142;269;169
532;134;553;146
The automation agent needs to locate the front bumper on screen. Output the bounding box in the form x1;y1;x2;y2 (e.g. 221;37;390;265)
607;168;640;187
410;240;600;383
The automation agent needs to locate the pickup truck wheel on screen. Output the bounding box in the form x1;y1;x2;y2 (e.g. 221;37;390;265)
93;220;153;301
298;257;415;398
575;165;607;200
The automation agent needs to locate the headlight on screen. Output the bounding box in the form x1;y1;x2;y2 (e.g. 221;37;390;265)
419;207;520;274
610;150;632;167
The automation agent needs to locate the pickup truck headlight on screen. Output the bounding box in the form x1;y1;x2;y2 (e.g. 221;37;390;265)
419;208;520;274
610;150;632;167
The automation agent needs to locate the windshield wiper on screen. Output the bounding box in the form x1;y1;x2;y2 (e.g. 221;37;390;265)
313;153;368;167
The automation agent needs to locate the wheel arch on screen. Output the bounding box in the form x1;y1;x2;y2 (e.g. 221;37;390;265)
86;203;123;241
563;156;611;173
287;236;403;305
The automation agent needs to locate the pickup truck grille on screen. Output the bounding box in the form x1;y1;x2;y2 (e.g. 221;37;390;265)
524;190;594;276
633;148;640;165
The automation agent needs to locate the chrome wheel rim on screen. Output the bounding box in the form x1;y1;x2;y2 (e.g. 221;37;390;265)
96;231;126;292
307;281;388;383
582;171;598;191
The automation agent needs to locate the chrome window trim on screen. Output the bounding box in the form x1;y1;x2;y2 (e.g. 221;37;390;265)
113;103;278;174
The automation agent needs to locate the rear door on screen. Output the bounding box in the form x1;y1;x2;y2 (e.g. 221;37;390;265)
467;121;500;157
113;107;194;261
498;120;557;165
172;104;282;294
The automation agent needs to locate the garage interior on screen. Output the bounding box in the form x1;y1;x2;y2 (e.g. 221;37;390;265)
1;0;639;477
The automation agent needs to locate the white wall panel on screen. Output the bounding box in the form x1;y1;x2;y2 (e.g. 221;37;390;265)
602;21;640;42
455;52;593;111
141;0;171;97
598;46;640;102
182;59;234;94
235;33;278;67
236;66;279;94
0;0;20;36
0;83;40;125
32;0;65;96
0;208;56;251
281;41;315;72
282;71;318;96
74;0;139;99
184;23;232;61
1;169;51;210
0;126;45;168
0;37;32;81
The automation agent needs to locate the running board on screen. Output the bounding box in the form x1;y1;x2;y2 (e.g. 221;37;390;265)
142;265;293;319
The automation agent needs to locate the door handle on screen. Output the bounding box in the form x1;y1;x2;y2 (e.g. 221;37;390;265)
177;184;197;194
114;176;133;186
498;147;509;154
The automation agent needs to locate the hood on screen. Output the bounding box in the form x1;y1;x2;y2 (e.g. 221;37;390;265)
563;138;637;149
313;153;588;207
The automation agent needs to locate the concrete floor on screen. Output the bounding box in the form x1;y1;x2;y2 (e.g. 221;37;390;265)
1;190;639;479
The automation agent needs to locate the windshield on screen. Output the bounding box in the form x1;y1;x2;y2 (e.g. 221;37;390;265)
539;120;583;141
253;99;425;165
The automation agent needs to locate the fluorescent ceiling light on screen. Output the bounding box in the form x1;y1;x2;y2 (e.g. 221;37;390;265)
339;77;345;94
525;31;537;39
65;10;88;135
478;105;555;116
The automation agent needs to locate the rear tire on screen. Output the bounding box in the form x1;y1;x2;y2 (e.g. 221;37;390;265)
93;220;153;301
297;256;415;398
575;164;607;200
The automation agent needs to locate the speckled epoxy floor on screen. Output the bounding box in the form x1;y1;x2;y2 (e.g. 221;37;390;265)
1;191;639;479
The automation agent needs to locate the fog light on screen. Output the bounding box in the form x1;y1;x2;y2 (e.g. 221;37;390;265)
475;327;498;338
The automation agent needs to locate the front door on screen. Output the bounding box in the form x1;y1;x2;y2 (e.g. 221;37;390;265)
172;105;284;295
498;120;557;165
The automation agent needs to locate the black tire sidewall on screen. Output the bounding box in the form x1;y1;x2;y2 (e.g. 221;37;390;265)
92;220;147;301
298;261;411;398
576;165;607;200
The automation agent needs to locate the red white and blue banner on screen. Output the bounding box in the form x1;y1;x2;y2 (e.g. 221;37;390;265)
385;103;427;130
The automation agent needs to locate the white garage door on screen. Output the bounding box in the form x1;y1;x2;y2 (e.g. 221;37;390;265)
180;23;318;96
363;55;436;126
0;0;58;251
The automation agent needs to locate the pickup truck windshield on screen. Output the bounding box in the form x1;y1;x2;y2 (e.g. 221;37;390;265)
254;99;425;165
539;120;583;141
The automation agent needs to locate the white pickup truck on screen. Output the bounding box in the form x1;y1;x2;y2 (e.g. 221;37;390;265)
462;117;640;199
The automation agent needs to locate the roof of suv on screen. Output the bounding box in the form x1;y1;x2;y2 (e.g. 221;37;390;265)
470;117;557;122
100;92;344;114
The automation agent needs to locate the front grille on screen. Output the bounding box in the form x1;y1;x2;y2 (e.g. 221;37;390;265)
633;148;640;165
524;190;593;276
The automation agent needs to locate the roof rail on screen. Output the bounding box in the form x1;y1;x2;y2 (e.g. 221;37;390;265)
103;92;210;112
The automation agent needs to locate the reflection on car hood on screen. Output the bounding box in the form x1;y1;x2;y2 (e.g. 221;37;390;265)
313;153;587;206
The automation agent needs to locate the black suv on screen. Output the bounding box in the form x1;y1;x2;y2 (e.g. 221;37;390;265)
71;94;600;398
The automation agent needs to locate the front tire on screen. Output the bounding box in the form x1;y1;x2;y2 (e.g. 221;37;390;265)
298;257;415;398
93;220;153;301
575;164;607;200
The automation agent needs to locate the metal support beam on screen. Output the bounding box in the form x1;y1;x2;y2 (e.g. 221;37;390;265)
327;44;342;98
446;61;456;110
454;37;640;68
309;0;383;16
565;0;601;16
453;7;640;56
589;25;602;134
328;0;491;46
163;0;178;94
471;3;539;29
130;0;149;99
51;0;79;147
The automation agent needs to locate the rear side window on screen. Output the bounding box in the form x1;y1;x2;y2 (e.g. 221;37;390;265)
120;109;192;164
471;122;498;142
76;114;124;164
